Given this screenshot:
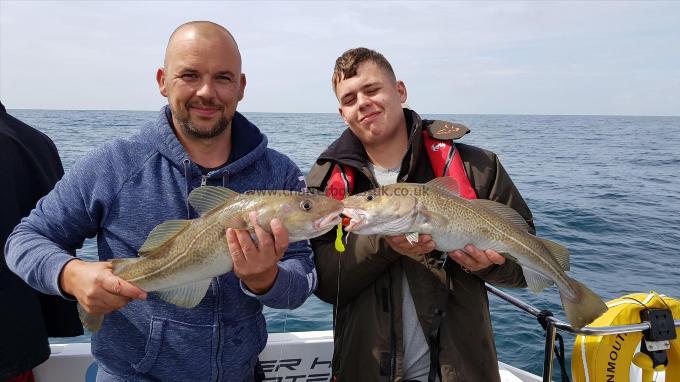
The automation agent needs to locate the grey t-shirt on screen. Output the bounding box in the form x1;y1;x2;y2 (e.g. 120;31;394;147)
370;163;431;381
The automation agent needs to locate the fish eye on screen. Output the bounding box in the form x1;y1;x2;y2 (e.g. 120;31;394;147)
300;200;313;211
366;194;374;201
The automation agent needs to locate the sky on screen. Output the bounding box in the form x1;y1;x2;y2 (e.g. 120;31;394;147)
1;1;679;116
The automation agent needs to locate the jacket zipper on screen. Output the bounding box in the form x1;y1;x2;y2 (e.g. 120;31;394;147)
388;270;396;381
351;165;395;380
201;175;208;187
359;166;378;189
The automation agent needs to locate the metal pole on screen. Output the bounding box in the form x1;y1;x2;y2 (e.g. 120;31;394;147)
486;284;680;335
542;321;557;382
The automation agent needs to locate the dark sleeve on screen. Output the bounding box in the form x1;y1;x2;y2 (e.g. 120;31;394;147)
312;230;400;307
307;163;400;306
464;146;533;288
0;121;82;348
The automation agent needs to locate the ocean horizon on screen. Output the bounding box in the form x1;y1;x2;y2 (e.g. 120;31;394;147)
9;108;680;118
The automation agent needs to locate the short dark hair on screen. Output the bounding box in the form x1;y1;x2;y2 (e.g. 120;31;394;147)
332;48;396;92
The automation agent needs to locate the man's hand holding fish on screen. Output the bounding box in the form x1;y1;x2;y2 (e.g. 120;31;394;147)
60;260;147;316
449;244;506;272
383;233;435;261
227;211;289;294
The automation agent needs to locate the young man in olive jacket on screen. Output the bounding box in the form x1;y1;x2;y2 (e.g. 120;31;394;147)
306;48;534;381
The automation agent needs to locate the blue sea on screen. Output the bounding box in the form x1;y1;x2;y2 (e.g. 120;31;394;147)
9;109;680;378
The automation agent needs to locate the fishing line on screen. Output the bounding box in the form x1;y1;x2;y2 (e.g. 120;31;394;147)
335;250;341;332
334;223;346;332
274;255;291;382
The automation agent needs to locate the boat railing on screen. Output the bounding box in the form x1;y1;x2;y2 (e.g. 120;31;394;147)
485;283;680;382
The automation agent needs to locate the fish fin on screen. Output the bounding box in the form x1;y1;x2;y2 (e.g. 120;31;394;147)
78;304;104;333
188;186;239;216
425;177;460;197
521;266;554;293
405;232;419;244
538;237;571;271
110;257;142;274
220;215;249;230
472;200;531;232
138;220;191;255
156;278;213;308
417;209;449;228
560;278;608;328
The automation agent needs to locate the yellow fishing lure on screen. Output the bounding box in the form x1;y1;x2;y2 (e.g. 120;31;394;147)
334;223;345;252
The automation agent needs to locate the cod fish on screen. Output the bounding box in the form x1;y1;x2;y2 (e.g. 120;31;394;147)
341;177;608;329
81;186;343;331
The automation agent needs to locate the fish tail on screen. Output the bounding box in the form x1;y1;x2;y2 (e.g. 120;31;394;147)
559;278;608;329
78;304;104;332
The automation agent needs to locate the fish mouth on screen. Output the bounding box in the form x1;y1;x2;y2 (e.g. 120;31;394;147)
313;209;343;231
342;208;367;232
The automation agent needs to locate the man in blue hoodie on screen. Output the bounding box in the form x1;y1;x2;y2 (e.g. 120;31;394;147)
5;21;316;381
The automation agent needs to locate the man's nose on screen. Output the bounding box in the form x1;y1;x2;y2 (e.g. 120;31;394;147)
196;79;216;99
357;93;372;109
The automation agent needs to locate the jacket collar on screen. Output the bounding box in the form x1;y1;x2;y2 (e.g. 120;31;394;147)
140;105;268;178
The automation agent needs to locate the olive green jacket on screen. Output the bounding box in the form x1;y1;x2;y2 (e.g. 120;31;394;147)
306;109;534;381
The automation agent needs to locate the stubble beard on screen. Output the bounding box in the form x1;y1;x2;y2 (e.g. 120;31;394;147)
177;114;230;139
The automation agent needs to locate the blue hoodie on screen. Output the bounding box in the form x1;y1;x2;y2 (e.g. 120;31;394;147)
5;106;316;381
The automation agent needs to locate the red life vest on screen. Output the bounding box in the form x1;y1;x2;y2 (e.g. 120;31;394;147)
325;131;477;202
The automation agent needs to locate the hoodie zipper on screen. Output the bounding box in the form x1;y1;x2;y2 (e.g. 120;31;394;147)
201;175;208;187
182;159;192;218
213;173;227;381
214;277;221;381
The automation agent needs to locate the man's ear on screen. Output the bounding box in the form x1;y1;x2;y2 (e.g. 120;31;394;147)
238;73;247;101
396;80;407;103
157;68;168;97
338;108;349;125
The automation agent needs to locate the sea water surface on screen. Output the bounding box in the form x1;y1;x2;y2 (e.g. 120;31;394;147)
9;109;680;377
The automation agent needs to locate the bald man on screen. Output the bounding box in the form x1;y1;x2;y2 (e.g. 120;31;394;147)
5;21;316;381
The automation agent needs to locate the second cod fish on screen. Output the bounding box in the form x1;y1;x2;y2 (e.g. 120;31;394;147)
341;177;607;329
81;186;343;331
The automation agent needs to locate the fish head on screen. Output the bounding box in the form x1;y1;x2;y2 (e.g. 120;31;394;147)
242;191;344;241
342;184;420;235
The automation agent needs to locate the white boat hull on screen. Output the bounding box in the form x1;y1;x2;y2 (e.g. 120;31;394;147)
34;330;541;382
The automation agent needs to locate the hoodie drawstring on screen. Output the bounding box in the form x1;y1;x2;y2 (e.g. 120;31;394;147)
182;158;191;219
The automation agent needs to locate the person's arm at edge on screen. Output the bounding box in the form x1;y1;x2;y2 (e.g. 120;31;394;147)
312;231;399;307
